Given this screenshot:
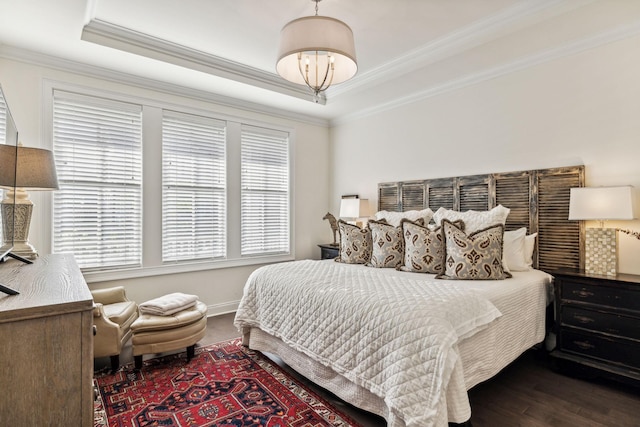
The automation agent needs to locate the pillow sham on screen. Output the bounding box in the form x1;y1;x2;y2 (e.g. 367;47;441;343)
432;205;510;234
502;228;539;271
437;219;511;280
503;227;527;272
367;219;404;268
524;233;537;269
374;208;434;228
335;220;372;264
399;218;464;274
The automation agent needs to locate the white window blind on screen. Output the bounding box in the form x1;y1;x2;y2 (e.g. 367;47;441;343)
52;91;143;270
0;90;6;145
0;91;7;239
162;111;226;262
241;125;290;256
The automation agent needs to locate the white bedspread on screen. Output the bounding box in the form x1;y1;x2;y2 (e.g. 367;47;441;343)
234;260;503;426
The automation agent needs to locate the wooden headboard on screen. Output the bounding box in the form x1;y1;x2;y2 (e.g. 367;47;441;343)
378;166;585;272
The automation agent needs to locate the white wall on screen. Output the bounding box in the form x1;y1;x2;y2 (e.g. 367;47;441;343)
0;58;331;313
330;33;640;275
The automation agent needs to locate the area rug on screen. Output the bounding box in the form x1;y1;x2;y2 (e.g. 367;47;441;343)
94;338;362;427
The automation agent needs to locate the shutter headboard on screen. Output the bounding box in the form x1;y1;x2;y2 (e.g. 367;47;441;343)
378;166;585;272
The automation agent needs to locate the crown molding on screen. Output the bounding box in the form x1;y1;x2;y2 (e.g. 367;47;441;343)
331;19;640;126
329;0;594;99
81;18;326;105
0;45;329;127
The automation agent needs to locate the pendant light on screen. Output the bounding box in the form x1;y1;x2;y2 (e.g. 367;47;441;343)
276;0;357;103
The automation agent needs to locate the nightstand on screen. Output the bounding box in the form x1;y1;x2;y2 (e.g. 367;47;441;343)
318;243;339;260
551;268;640;384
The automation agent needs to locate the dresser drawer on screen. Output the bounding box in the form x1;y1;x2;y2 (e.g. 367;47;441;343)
561;280;640;312
560;330;640;369
562;306;640;340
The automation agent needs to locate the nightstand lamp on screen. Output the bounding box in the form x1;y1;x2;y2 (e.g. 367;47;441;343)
569;186;636;276
339;196;370;228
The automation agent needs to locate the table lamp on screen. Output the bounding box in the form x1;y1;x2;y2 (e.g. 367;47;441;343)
568;186;636;276
339;196;370;228
1;145;59;259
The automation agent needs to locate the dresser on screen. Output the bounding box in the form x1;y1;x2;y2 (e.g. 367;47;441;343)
0;254;94;426
551;268;640;383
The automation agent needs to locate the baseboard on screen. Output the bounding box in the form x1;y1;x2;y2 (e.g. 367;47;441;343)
206;300;240;317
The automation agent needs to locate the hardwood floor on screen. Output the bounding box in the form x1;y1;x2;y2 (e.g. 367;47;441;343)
95;313;640;427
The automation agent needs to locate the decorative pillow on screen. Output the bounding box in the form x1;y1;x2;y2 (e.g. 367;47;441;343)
432;205;510;234
367;219;404;268
399;219;464;274
503;227;527;272
523;233;537;269
335;220;372;264
374;208;434;227
437;219;511;280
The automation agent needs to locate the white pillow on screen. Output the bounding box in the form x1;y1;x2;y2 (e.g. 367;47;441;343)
523;233;537;269
374;208;434;228
432;205;511;234
503;229;538;271
503;228;527;272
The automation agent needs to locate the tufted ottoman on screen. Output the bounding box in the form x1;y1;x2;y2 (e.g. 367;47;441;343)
131;299;208;369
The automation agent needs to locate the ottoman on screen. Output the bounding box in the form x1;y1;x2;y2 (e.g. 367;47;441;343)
131;300;208;369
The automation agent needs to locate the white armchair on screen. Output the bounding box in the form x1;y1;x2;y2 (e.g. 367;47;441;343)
91;286;138;371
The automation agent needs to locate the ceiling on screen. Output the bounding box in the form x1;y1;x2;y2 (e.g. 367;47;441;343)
1;0;639;124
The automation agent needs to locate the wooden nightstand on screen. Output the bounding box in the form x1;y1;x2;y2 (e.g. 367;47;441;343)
551;268;640;384
318;243;339;260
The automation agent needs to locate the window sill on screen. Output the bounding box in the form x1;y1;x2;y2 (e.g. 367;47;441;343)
82;253;295;283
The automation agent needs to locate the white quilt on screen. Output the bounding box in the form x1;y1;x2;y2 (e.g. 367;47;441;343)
234;260;503;427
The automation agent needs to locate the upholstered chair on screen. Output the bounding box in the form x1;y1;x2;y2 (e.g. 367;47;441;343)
91;286;139;371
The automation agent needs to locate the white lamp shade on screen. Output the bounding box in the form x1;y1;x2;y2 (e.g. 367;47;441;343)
339;198;369;219
276;15;357;86
568;186;635;220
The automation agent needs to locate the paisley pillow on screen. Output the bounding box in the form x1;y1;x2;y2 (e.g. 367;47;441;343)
367;219;404;268
335;220;372;264
399;219;464;274
437;219;511;280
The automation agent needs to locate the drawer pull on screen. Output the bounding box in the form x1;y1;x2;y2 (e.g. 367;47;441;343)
573;315;594;324
573;340;595;350
572;289;594;298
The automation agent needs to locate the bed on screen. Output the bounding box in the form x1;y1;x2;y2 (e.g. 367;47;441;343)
234;166;584;426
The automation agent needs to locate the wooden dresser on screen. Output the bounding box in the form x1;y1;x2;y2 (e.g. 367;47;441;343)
551;268;640;383
0;254;94;426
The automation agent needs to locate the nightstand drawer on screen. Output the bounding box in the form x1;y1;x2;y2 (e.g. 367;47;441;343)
318;244;339;260
562;306;640;340
561;330;640;369
561;280;640;312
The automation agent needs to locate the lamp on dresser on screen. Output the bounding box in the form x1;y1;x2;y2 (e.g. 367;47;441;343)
0;145;59;260
568;185;637;276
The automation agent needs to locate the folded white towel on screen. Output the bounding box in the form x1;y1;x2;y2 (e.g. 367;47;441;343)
139;293;199;316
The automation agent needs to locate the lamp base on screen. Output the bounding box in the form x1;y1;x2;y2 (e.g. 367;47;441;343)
585;228;617;276
9;241;38;260
2;202;38;260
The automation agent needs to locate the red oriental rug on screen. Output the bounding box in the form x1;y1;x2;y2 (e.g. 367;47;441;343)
94;338;362;427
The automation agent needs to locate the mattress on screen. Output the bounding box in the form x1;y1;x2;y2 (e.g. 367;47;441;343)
235;260;552;426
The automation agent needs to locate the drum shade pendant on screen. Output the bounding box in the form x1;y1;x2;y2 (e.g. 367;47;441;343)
276;0;357;103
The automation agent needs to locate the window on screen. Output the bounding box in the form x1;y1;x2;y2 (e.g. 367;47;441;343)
48;83;294;280
52;91;143;270
162;111;226;262
241;125;290;256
